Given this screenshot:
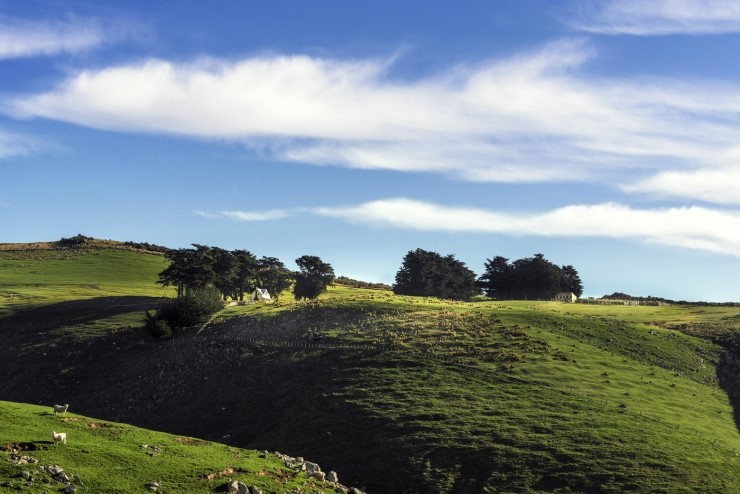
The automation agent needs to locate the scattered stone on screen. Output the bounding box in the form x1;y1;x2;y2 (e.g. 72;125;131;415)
326;471;339;483
226;480;249;494
19;471;31;480
146;480;160;491
248;487;263;494
64;484;77;493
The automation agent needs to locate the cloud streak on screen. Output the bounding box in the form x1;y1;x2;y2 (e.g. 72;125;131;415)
5;39;740;202
0;15;114;59
572;0;740;35
201;198;740;257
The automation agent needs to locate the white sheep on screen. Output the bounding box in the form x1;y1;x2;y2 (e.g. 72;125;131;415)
52;431;67;445
53;404;69;416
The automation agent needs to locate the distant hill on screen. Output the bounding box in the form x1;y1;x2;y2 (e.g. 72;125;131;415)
0;234;170;256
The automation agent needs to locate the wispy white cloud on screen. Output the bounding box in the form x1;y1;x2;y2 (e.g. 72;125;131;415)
202;198;740;257
0;15;116;59
571;0;740;35
5;39;740;202
0;129;40;158
196;209;295;221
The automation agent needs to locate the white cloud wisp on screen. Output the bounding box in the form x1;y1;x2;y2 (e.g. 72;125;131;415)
6;39;740;202
202;198;740;258
572;0;740;35
0;15;110;59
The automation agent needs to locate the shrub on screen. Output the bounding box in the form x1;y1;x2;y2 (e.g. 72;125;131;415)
144;287;224;337
143;310;172;340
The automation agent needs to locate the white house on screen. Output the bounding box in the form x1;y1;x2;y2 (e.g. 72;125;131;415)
249;288;272;303
554;292;577;303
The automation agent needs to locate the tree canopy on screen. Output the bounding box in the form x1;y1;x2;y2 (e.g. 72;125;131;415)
293;255;335;300
478;253;584;300
256;256;294;301
393;248;477;300
158;245;258;300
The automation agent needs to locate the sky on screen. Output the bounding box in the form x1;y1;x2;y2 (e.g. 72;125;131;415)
2;0;740;302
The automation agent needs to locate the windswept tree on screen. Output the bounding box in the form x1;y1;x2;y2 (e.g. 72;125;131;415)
393;248;477;300
477;256;513;299
256;256;293;301
232;249;258;301
210;247;237;300
293;255;335;300
561;265;584;297
478;253;584;300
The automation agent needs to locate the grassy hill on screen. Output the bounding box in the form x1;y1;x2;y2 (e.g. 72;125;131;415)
0;401;343;493
2;242;740;492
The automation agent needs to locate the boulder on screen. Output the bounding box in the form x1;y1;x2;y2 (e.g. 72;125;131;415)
310;471;326;481
226;480;249;494
326;471;339;483
304;461;321;475
65;484;77;493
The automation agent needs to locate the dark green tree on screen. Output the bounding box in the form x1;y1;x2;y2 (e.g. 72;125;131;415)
393;248;477;300
232;249;258;301
210;246;237;300
256;256;294;301
561;265;584;297
477;256;513;299
293;255;335;300
477;254;584;300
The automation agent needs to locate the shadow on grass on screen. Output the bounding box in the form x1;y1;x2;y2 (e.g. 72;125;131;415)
0;296;163;334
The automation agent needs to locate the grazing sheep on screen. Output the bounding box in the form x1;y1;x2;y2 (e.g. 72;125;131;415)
52;431;67;445
53;404;69;416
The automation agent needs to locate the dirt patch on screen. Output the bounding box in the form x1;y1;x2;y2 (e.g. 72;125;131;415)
86;422;114;429
3;442;46;452
203;467;242;480
175;437;211;446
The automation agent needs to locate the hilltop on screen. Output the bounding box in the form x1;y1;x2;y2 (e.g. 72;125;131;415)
2;242;740;492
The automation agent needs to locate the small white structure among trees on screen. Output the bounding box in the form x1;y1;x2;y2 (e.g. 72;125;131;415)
249;288;272;303
554;292;577;303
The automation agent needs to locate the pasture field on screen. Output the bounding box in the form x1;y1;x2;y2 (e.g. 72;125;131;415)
2;244;740;492
0;401;338;493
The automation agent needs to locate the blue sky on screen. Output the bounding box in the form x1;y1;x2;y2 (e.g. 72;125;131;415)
2;0;740;301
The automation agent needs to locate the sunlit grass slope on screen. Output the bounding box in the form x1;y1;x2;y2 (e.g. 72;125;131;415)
219;287;740;492
0;401;335;494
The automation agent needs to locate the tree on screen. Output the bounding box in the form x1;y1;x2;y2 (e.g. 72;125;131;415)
256;256;293;301
393;248;477;300
209;247;237;300
293;255;335;300
157;245;215;298
477;253;584;300
232;249;258;301
561;265;584;297
478;256;513;299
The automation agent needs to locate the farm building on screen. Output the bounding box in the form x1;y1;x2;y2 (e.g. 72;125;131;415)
554;292;577;303
249;288;272;303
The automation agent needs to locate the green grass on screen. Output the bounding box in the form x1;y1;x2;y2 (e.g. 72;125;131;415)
3;246;740;492
214;288;740;491
0;401;337;493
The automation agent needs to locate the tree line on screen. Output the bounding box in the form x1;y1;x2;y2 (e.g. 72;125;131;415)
157;245;334;302
393;249;583;301
146;245;335;338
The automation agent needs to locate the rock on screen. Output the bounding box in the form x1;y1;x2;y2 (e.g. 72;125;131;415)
248;487;263;494
310;471;326;481
349;488;366;494
304;461;321;475
64;484;77;493
146;481;160;491
19;471;31;480
45;465;64;476
326;471;339;483
226;480;249;494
